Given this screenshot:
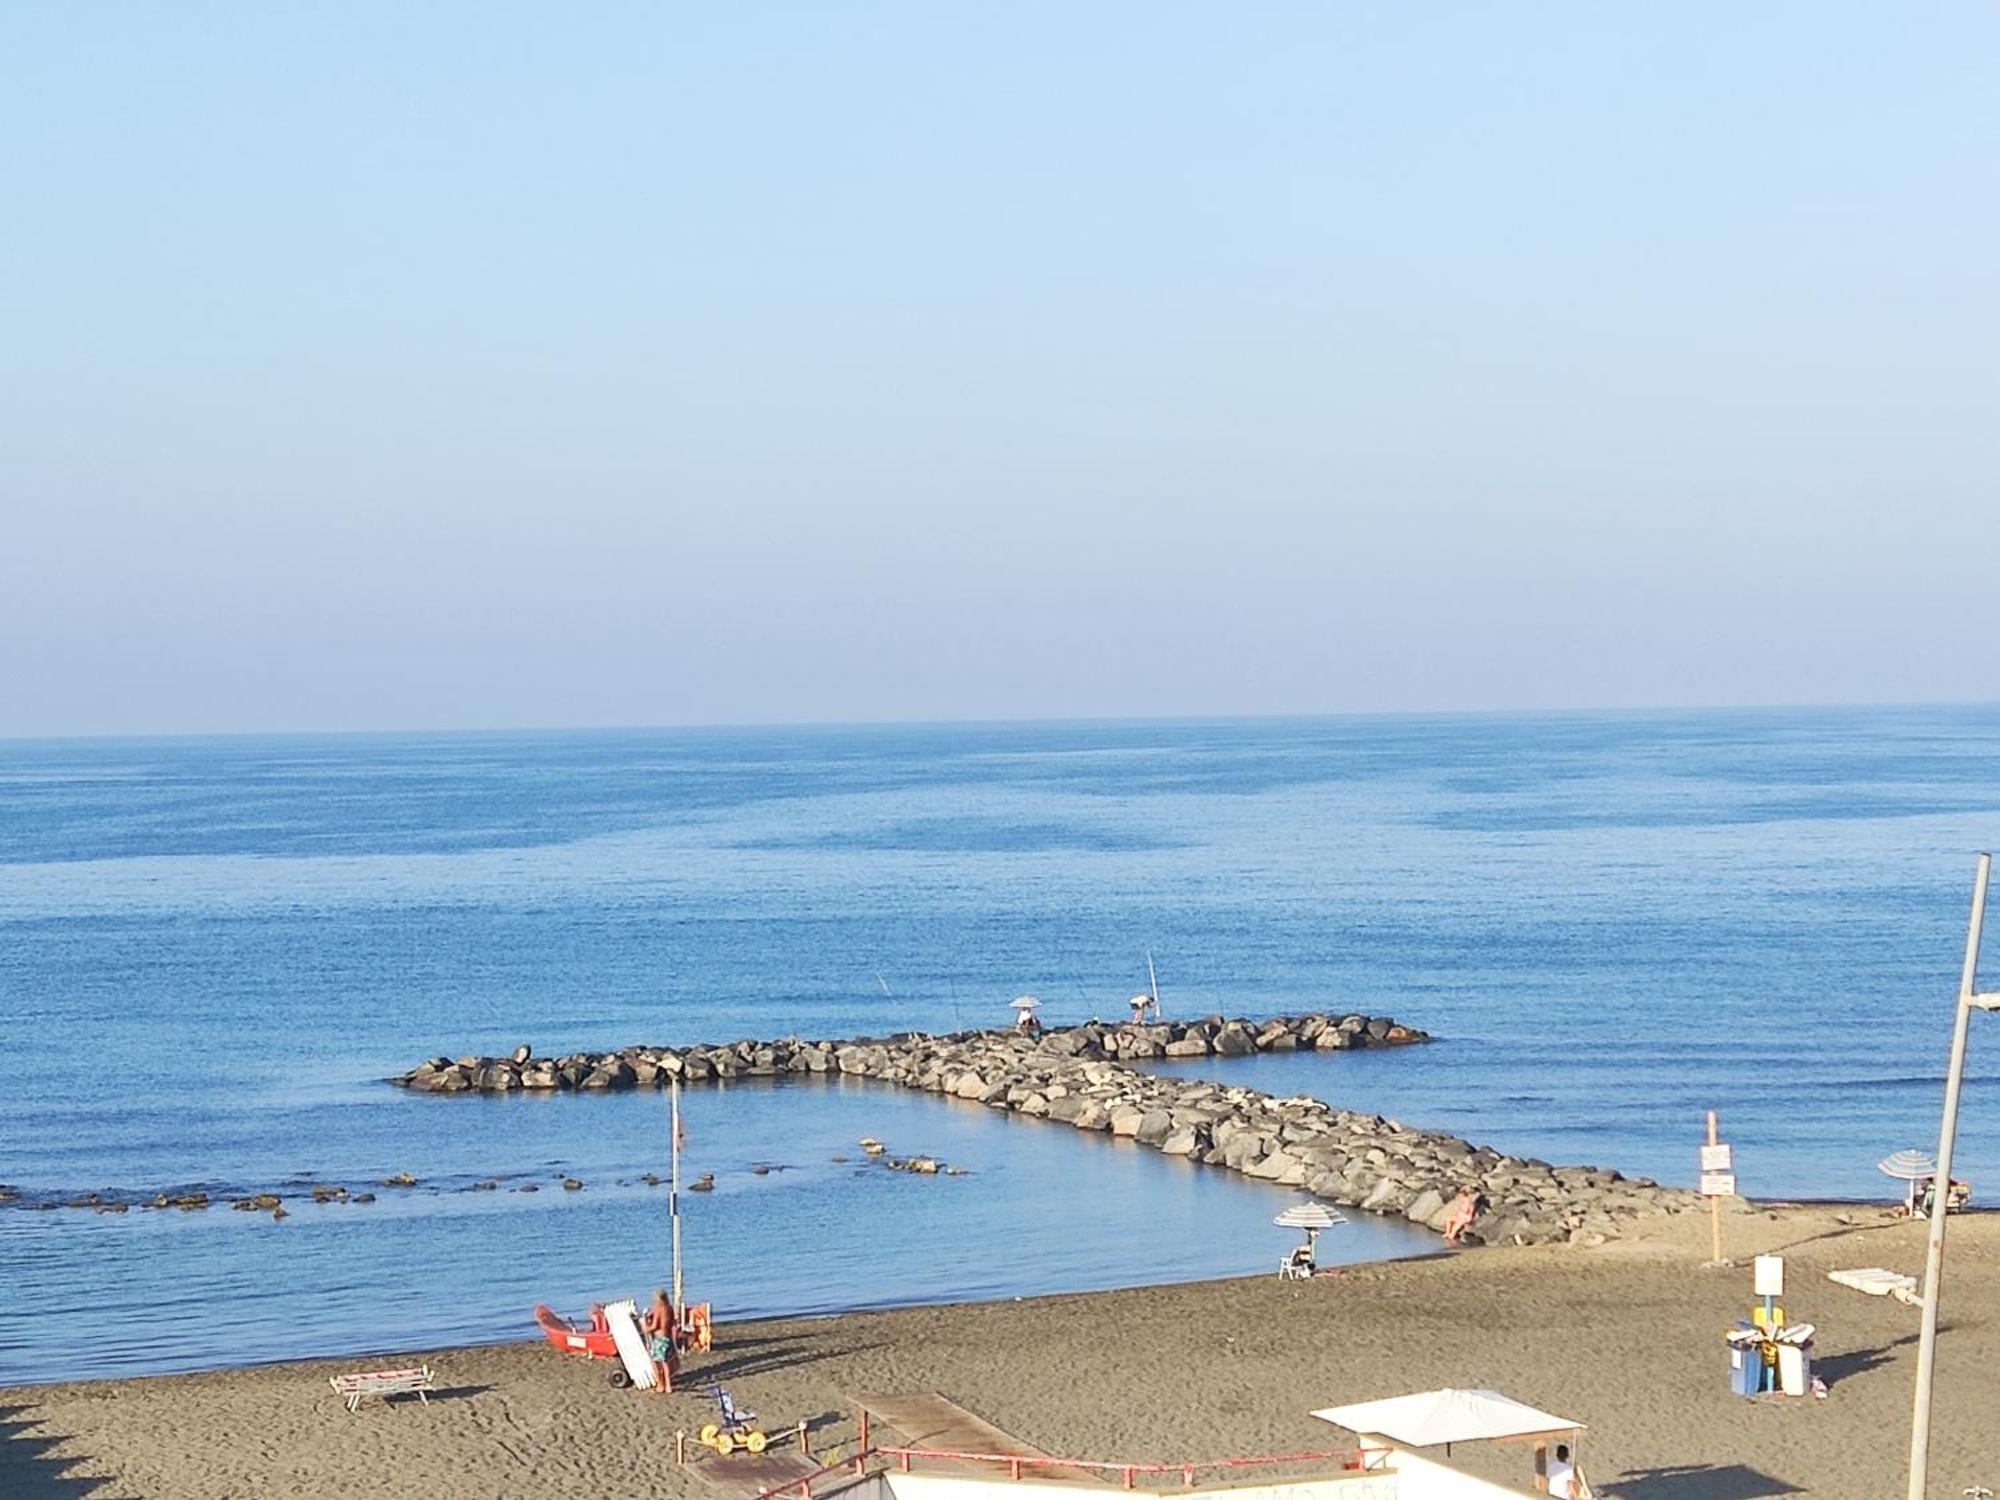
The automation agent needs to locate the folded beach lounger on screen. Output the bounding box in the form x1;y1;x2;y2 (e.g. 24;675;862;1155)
604;1298;659;1390
1827;1267;1918;1299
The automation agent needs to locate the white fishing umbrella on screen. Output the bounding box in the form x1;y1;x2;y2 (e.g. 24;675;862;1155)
1009;995;1042;1011
1274;1200;1347;1258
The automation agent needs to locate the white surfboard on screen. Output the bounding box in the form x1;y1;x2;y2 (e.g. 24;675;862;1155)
604;1298;659;1389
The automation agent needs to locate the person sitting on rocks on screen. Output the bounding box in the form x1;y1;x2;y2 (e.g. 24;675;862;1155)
1442;1187;1482;1245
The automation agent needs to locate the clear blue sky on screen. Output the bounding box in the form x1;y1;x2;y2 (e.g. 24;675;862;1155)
4;3;1996;737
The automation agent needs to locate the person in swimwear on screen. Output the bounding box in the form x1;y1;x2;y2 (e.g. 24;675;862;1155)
1442;1187;1482;1245
641;1287;677;1389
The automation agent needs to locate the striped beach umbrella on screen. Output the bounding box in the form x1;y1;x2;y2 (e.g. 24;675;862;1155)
1274;1200;1347;1257
1879;1150;1936;1180
1880;1149;1937;1215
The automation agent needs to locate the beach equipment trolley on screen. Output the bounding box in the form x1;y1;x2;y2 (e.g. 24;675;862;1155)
698;1383;767;1455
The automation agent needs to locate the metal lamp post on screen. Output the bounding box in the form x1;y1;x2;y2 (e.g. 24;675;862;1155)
1907;853;1999;1500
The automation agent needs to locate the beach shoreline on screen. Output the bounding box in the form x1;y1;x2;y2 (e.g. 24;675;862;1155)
10;1202;1999;1499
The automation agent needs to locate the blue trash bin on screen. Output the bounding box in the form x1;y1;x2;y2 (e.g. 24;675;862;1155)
1728;1324;1764;1397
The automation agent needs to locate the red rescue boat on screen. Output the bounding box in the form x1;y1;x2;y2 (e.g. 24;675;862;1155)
535;1303;619;1361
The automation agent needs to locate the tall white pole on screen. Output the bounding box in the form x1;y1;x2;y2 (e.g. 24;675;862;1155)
671;1074;685;1324
1907;852;1991;1500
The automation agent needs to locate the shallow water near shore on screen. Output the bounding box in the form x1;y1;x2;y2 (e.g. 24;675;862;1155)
0;1078;1436;1382
5;707;2000;1383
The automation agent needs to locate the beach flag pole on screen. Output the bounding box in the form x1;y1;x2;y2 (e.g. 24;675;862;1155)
1907;851;1994;1500
671;1074;685;1325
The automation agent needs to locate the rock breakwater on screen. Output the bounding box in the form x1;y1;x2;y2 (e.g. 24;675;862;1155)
397;1013;1700;1246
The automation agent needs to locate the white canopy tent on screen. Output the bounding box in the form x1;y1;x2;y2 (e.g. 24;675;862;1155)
1312;1387;1582;1448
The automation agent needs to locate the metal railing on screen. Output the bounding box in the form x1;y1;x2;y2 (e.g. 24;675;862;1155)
755;1441;1371;1500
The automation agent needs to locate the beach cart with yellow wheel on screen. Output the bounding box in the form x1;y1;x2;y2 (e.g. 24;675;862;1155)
698;1384;767;1456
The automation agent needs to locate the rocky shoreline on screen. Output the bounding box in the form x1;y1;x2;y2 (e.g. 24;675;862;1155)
395;1013;1701;1246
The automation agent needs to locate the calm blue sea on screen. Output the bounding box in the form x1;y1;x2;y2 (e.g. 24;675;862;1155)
4;708;2000;1385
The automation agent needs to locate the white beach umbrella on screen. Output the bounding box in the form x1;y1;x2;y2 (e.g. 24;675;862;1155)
1274;1200;1347;1257
1009;995;1042;1012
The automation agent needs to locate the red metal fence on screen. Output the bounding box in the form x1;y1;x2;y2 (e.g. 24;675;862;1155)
756;1442;1370;1500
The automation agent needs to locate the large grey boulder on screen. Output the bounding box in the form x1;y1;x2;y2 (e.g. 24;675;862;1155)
1214;1023;1258;1057
1404;1188;1447;1225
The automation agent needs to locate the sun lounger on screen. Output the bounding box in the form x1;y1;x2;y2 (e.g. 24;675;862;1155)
328;1365;436;1412
1827;1267;1919;1301
604;1298;659;1390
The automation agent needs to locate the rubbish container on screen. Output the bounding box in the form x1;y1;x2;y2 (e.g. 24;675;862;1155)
1729;1347;1761;1396
1727;1327;1763;1397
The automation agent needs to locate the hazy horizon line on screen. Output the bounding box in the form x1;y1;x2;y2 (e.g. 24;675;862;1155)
4;695;1996;749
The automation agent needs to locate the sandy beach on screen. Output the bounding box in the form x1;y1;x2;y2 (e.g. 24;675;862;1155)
6;1203;1997;1499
